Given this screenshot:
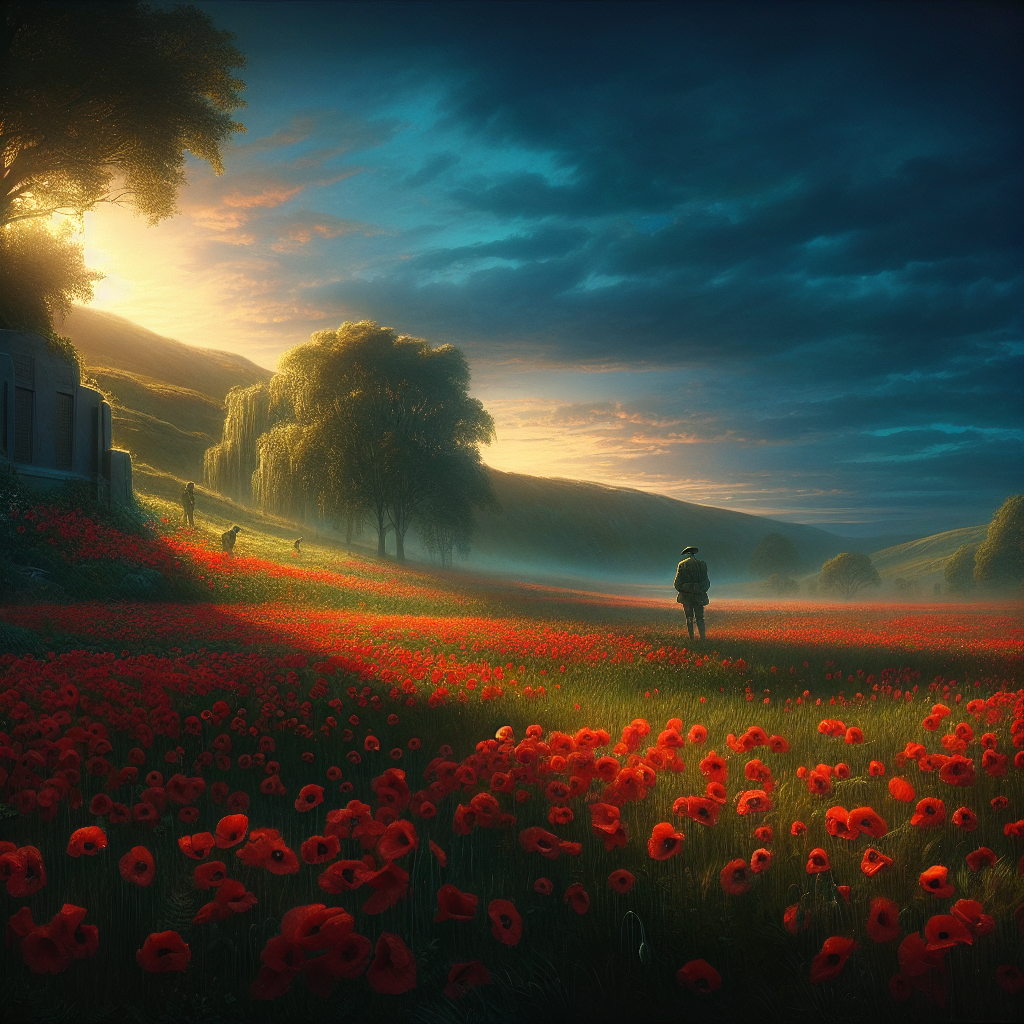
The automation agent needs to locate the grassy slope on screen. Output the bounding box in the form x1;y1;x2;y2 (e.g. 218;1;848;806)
869;524;989;584
61;305;980;585
59;306;273;481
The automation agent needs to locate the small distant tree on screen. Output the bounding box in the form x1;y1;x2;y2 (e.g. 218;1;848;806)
819;552;882;600
765;573;799;596
944;544;978;594
973;495;1024;590
750;533;801;578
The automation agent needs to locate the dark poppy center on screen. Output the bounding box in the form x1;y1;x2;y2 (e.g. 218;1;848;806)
227;831;238;840
662;839;676;852
397;833;409;846
928;878;940;888
272;849;284;861
826;954;840;966
926;805;936;815
341;868;355;883
317;843;327;856
500;914;512;929
877;912;889;925
938;930;949;939
211;871;224;881
695;977;710;991
74;926;88;944
84;842;95;850
157;947;174;957
732;869;745;882
698;808;709;819
135;861;148;873
305;793;316;803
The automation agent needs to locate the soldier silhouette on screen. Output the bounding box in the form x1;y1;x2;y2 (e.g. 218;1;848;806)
221;525;241;554
294;538;302;554
181;481;195;528
673;545;711;641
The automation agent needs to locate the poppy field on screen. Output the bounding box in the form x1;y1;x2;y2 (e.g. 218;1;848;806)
1;499;1023;1022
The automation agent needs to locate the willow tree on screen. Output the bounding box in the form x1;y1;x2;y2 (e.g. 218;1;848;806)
254;321;497;561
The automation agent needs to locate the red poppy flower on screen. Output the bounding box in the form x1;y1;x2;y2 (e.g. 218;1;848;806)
193;861;228;889
860;847;894;877
293;784;324;812
809;936;858;984
282;904;354;952
924;914;973;951
213;878;257;915
315;931;373;986
950;898;995;937
889;974;912;1002
563;882;590;915
698;751;727;783
378;819;419;861
966;847;997;872
910;797;946;828
4;846;46;897
534;876;554;894
318;858;373;893
109;803;130;824
687;724;708;744
678;796;716;826
215;813;248;849
754;825;773;843
443;960;492;1000
720;858;752;895
607;868;636;894
735;789;772;815
806;848;831;874
866;897;901;943
227;790;250;812
210;781;229;804
750;848;772;873
435;884;479;923
951;806;978;831
647;822;685;860
825;806;859;840
67;826;107;858
888;776;915;802
408;737;422;750
982;749;1008;777
784;904;811;935
898;933;945;977
48;904;98;960
767;734;789;753
834;762;851;779
519;826;561;859
868;760;885;776
489;899;523;942
145;771;164;788
919;865;955;898
366;932;416;994
19;923;73;975
848;806;888;839
362;861;410;915
996;965;1024;995
837;885;851;904
136;930;190;973
301;834;341;864
806;770;832;795
178;832;215;860
119;846;155;887
939;754;975;787
178;806;199;824
677;959;722;994
790;820;808;836
705;780;727;804
89;793;113;816
548;805;574;826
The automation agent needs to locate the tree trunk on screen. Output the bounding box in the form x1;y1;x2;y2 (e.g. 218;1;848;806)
376;512;387;558
395;528;405;562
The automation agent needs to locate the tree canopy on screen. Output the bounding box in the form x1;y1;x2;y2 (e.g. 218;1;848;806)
944;543;978;594
750;532;801;578
247;321;497;562
818;552;881;601
973;494;1024;590
1;1;247;228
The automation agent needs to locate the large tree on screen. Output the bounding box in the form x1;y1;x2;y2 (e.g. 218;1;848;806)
750;532;801;578
250;321;497;561
974;494;1024;590
944;543;978;594
0;1;246;334
818;552;882;601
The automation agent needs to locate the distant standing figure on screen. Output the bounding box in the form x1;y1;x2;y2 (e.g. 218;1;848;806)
181;481;195;528
294;538;302;554
222;525;241;554
674;545;711;641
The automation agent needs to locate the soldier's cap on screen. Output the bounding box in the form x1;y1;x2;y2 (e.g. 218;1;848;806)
680;546;698;555
232;526;241;532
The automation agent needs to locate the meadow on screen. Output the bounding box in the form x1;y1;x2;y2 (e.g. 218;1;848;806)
1;491;1022;1023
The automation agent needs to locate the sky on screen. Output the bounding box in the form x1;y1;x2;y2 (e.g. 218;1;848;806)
79;1;1024;537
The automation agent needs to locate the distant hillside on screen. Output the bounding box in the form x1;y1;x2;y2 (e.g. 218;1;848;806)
60;307;928;583
868;525;989;587
59;306;272;480
409;469;917;583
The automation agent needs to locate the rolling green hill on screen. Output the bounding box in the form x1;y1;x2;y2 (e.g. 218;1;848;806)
867;525;989;589
58;305;945;584
59;306;272;481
